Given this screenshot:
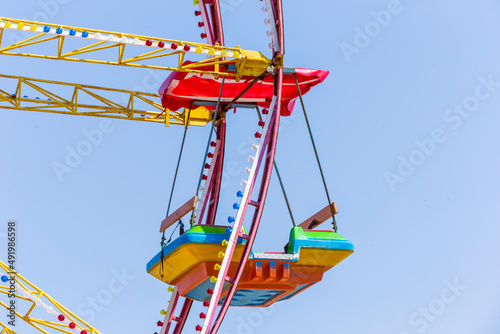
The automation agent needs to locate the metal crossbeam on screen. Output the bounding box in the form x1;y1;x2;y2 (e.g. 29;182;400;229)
0;17;270;80
0;261;101;334
0;74;213;126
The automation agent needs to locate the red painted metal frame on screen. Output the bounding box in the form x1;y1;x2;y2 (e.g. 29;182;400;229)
161;292;193;334
162;291;179;334
203;0;285;334
208;1;285;332
209;68;283;334
166;1;285;333
269;0;285;59
199;0;225;46
201;87;279;333
164;2;226;333
172;299;194;334
200;0;226;227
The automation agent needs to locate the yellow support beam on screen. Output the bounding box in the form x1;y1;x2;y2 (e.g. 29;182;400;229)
0;17;271;80
0;321;16;334
0;74;213;126
0;260;101;334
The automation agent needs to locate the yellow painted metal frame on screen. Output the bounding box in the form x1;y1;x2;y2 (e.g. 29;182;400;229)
0;321;16;334
0;261;101;334
0;74;213;127
0;17;271;80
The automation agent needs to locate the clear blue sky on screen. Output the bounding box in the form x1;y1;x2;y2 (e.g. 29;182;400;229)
1;0;500;333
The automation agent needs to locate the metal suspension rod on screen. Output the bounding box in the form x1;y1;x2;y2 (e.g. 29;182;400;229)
204;121;226;226
221;71;267;112
293;73;337;232
165;105;193;218
161;105;193;273
201;0;226;228
255;107;296;227
273;160;296;227
191;76;226;226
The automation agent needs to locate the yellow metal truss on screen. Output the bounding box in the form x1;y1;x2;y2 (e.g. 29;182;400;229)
0;261;101;334
0;321;16;334
0;74;213;127
0;17;271;80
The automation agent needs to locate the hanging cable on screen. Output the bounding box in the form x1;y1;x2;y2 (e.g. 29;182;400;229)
255;107;296;227
164;104;194;219
273;161;296;227
190;76;226;226
159;106;193;280
293;73;338;232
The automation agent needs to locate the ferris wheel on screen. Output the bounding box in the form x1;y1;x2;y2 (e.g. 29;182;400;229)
0;1;354;333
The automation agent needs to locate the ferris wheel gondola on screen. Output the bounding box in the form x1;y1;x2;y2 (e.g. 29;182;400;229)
0;1;353;333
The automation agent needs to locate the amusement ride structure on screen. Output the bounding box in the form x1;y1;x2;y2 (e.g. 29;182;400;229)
0;1;354;333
